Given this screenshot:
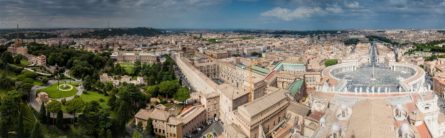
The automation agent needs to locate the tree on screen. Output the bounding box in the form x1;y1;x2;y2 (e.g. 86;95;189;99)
0;91;22;137
65;97;85;114
56;110;63;128
30;122;44;138
99;129;106;138
46;101;62;125
133;60;141;76
174;87;190;102
46;101;62;113
106;129;112;138
145;85;159;97
17;109;25;138
14;55;25;65
108;95;117;109
1;52;14;63
144;119;154;136
39;103;47;123
78;101;112;137
158;80;179;97
132;130;142;138
324;59;338;67
16;82;33;101
83;76;93;90
0;75;14;89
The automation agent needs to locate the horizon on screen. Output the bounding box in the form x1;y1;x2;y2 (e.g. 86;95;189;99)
0;26;445;31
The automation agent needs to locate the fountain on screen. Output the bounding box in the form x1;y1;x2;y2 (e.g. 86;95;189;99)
58;81;74;92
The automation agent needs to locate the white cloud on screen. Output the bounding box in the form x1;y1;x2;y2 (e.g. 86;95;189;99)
261;7;323;21
326;6;343;13
261;6;344;21
346;1;360;8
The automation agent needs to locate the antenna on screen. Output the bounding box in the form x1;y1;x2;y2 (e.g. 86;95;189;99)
16;24;19;39
15;24;21;48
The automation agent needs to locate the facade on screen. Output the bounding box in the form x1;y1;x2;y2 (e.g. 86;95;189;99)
218;61;267;101
134;105;207;138
205;50;229;59
198;92;220;121
111;51;158;64
173;53;219;94
224;91;289;138
191;56;219;79
31;55;47;66
218;83;250;124
286;101;311;136
433;73;445;98
7;41;28;56
99;73;145;86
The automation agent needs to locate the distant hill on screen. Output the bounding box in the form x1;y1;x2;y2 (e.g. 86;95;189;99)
1;32;58;40
70;27;164;38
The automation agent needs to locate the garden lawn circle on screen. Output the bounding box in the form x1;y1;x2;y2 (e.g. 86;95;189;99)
58;84;74;91
37;83;79;99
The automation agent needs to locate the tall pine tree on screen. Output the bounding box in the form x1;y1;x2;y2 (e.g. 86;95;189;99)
16;109;25;138
39;103;47;124
30;122;44;138
56;110;63;129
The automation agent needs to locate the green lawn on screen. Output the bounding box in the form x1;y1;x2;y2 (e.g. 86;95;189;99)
37;82;78;99
20;59;30;67
119;62;135;74
80;91;110;109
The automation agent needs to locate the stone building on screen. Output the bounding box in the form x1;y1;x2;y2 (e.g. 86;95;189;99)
191;56;219;79
99;73;145;86
223;91;289;138
111;51;158;64
134;105;207;138
433;73;445;98
31;55;47;66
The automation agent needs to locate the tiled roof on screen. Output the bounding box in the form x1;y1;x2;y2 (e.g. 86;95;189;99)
134;109;151;120
288;80;304;96
238;91;287;118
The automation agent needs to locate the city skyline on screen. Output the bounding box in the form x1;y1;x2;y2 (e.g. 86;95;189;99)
1;0;445;30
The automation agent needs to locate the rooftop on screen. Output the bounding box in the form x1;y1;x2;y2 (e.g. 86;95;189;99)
287;101;311;116
218;83;249;100
238;91;287;119
288;80;304;96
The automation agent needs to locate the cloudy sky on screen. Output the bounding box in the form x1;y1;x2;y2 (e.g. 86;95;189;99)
1;0;445;30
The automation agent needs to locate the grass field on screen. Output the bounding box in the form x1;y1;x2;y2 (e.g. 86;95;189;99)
20;59;30;67
80;91;110;109
119;62;135;74
37;82;78;99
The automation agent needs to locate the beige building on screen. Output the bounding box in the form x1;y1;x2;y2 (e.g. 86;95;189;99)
31;55;47;66
286;101;311;136
433;73;445;98
218;61;267;101
205;50;229;59
99;73;145;86
223;91;289;138
111;51;158;64
191;56;219;79
197;92;220;121
218;83;250;124
134;105;207;138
